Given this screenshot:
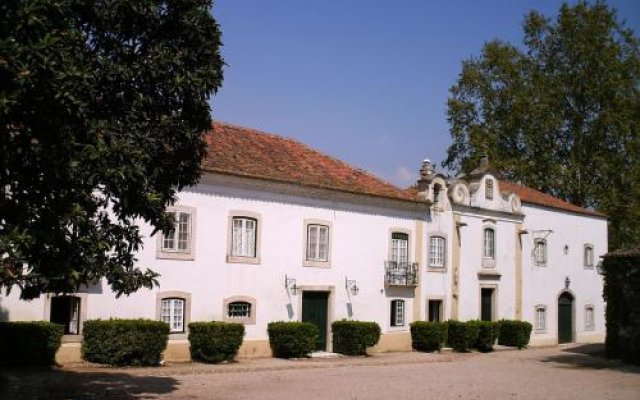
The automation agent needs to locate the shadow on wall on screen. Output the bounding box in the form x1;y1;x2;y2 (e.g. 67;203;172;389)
0;297;9;322
0;369;179;400
539;343;640;374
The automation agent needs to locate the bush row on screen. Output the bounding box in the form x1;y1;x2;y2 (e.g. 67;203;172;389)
410;320;531;353
331;320;381;355
0;321;63;367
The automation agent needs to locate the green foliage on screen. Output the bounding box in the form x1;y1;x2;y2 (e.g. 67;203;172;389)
468;321;500;352
498;320;533;349
444;1;640;250
267;321;318;359
410;321;447;352
0;0;224;298
446;320;479;352
0;321;63;366
331;320;381;356
603;252;640;365
188;322;245;364
82;319;169;366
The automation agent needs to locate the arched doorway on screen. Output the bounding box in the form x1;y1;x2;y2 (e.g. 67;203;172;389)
558;292;574;344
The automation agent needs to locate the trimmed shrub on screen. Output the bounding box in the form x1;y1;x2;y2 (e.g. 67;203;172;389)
446;320;479;352
410;321;446;352
498;320;533;349
188;322;245;363
332;320;380;355
82;319;169;366
0;321;63;366
469;321;500;352
267;321;318;358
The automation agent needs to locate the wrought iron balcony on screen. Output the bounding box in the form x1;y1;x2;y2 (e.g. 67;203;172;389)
384;261;419;286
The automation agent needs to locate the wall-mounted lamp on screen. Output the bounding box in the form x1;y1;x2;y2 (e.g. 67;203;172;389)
564;276;571;289
285;274;298;295
345;276;359;296
564;245;569;255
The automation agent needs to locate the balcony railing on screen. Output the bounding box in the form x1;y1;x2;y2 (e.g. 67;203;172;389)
384;261;419;286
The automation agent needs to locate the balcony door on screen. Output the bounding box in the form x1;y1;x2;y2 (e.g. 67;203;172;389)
390;232;409;264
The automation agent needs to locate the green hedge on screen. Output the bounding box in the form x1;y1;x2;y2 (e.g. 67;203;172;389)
447;320;479;352
498;320;532;349
603;251;640;364
468;321;500;352
188;322;245;363
410;321;447;352
332;320;380;355
267;321;318;358
82;319;169;366
0;321;63;366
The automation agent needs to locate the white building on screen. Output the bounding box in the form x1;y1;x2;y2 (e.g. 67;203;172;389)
0;122;607;362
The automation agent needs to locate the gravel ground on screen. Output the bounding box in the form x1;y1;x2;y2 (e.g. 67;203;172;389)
1;344;638;400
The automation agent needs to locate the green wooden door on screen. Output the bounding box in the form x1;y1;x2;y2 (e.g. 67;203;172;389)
481;288;494;321
558;292;574;344
302;291;329;351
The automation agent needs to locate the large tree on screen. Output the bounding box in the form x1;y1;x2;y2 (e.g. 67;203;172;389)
0;0;223;299
444;1;640;250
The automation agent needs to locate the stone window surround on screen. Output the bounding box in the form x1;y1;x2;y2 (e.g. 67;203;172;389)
533;238;548;267
584;304;595;331
388;227;412;263
156;290;192;339
302;219;333;268
155;205;197;261
222;295;257;325
534;304;548;333
426;296;446;322
226;210;262;265
583;244;595;269
427;231;448;272
482;220;497;269
43;293;89;343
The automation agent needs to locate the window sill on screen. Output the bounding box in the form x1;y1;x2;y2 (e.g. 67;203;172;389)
427;266;447;273
481;258;496;268
302;259;331;268
227;255;261;265
223;317;256;325
156;251;195;261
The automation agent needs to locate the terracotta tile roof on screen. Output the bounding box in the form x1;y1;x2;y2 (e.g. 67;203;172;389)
499;180;605;217
202;121;420;203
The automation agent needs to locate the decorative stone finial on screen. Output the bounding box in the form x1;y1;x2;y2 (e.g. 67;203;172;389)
420;158;434;179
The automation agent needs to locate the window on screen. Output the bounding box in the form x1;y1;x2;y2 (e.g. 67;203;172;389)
535;305;547;331
161;298;185;333
585;305;595;330
485;178;494;200
157;206;196;260
232;217;257;258
228;301;251;319
50;296;81;335
162;211;191;252
390;232;409;264
584;244;594;268
534;239;547;266
429;236;446;268
307;224;329;262
483;228;495;259
390;300;405;327
428;300;443;322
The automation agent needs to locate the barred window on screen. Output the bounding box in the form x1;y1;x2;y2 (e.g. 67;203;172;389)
429;236;446;267
228;301;252;319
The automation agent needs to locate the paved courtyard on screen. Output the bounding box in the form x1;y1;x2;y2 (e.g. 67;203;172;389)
1;344;638;399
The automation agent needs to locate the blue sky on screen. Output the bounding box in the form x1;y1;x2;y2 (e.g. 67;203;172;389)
210;1;639;188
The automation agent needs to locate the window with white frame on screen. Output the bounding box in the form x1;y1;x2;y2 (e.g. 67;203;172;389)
161;298;185;333
429;236;446;268
584;244;594;268
535;305;547;331
232;217;257;258
227;301;251;319
534;239;547;266
162;211;192;253
390;232;409;264
483;228;495;259
306;224;329;262
390;299;405;327
485;178;494;200
585;305;595;330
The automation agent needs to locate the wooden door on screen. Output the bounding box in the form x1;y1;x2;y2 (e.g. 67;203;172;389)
302;291;329;351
